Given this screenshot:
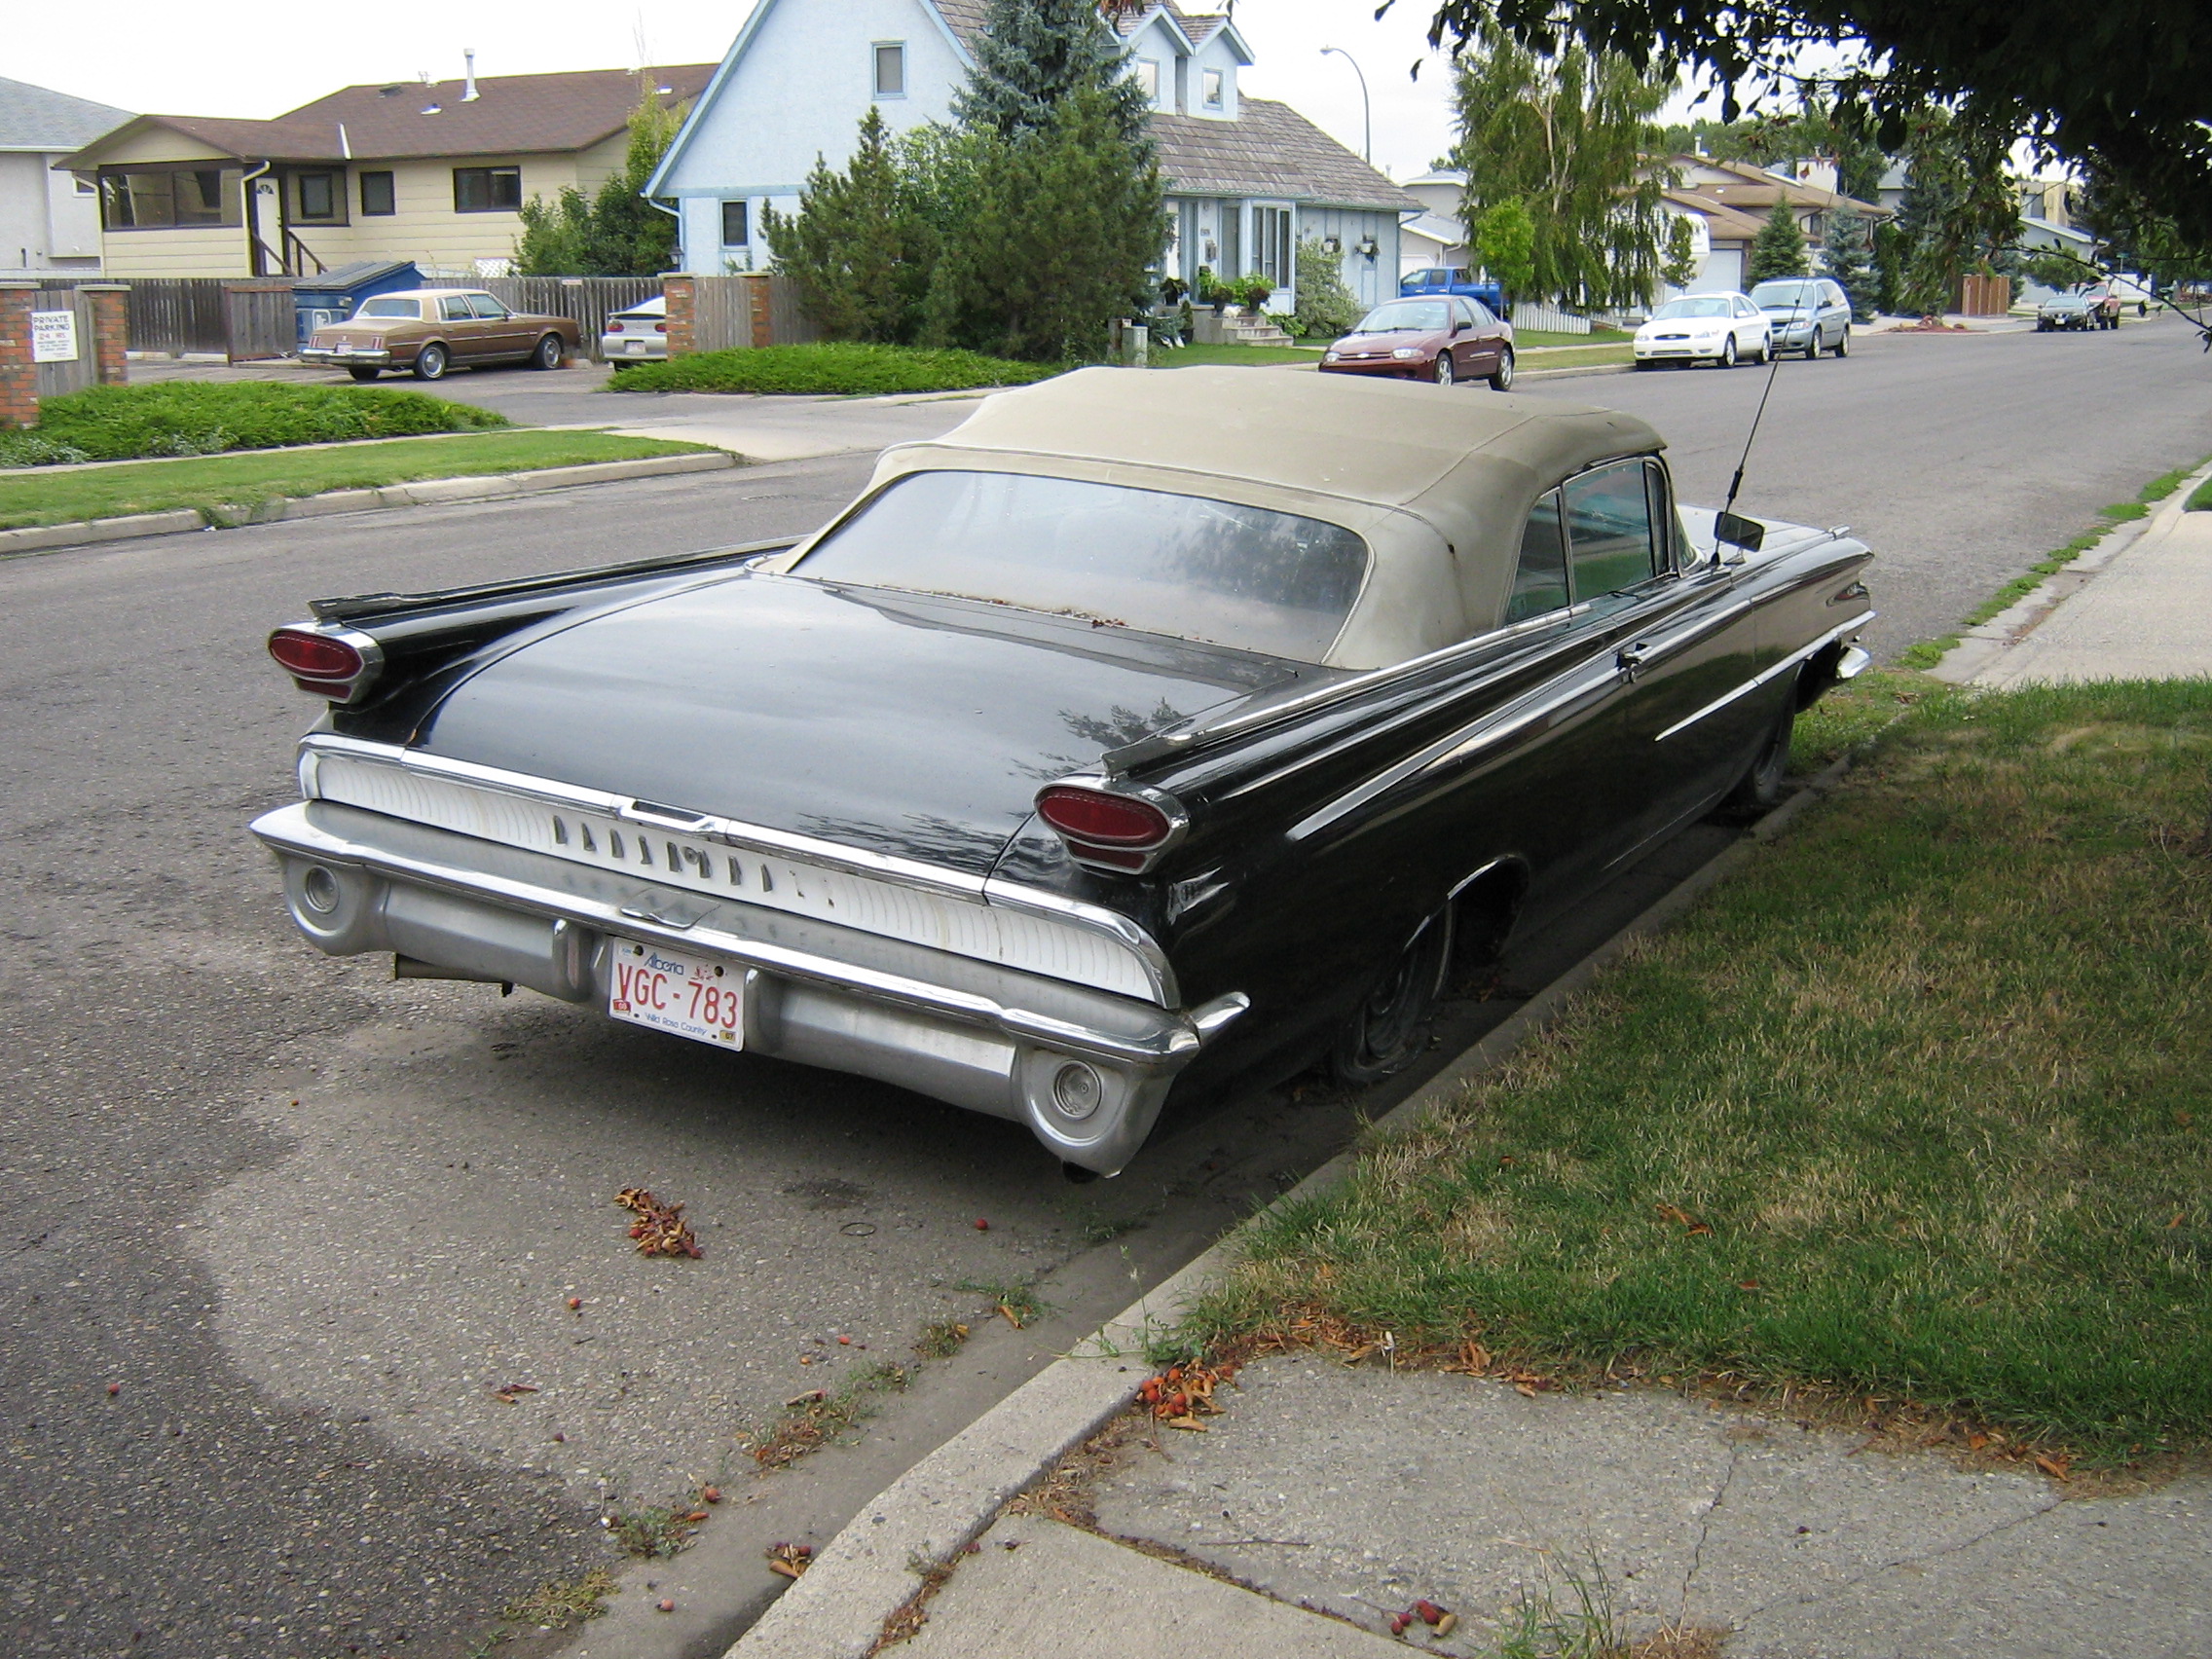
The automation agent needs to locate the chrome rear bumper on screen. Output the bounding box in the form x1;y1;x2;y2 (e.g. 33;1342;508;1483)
251;801;1243;1174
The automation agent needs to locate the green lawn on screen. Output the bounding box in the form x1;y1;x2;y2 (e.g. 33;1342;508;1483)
0;430;717;532
1517;326;1633;347
1151;342;1325;368
1524;344;1635;370
1185;674;2212;1462
607;342;1054;395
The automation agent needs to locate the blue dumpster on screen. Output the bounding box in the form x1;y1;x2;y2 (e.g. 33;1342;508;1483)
292;260;422;349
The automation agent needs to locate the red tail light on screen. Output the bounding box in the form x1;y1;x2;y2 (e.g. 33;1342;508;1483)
1035;784;1182;874
269;626;377;700
608;319;624;333
653;321;668;333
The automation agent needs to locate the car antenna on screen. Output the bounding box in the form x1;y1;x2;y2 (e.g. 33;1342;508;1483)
1722;304;1789;517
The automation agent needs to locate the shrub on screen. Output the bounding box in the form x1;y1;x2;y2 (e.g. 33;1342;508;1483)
606;342;1057;395
32;382;506;462
1292;240;1361;340
0;431;92;468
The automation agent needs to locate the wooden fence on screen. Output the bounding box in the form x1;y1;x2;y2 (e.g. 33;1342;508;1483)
680;274;821;353
223;280;296;360
31;288;97;396
483;276;660;358
1957;274;2013;316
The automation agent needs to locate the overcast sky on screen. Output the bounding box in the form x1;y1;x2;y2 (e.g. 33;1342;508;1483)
22;0;1492;179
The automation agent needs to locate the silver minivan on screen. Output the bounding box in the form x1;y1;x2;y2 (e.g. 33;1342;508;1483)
1750;277;1854;358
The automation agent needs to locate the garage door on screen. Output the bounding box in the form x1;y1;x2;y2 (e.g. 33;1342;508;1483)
1696;248;1744;293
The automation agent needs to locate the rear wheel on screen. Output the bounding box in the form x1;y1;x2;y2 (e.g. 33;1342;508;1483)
1713;697;1796;823
1489;347;1515;390
531;333;566;370
347;366;381;382
1434;351;1456;387
1331;909;1452;1086
412;343;449;382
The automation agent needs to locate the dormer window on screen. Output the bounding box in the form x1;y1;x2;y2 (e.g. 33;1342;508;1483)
873;42;905;97
1134;58;1160;104
1201;68;1224;110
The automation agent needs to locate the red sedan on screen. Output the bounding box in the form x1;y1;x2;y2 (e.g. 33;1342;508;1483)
1320;295;1516;389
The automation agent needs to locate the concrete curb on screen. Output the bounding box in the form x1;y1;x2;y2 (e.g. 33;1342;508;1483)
0;451;738;559
727;757;1855;1659
1927;459;2212;684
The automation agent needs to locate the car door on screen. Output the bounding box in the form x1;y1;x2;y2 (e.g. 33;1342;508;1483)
434;292;490;361
1732;295;1764;356
1588;461;1776;855
466;293;532;359
1447;297;1478;375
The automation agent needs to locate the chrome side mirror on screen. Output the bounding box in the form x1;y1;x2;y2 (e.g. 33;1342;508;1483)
1714;511;1764;559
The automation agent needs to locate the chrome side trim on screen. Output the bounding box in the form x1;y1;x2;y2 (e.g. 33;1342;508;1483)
1653;612;1876;743
297;735;1176;1006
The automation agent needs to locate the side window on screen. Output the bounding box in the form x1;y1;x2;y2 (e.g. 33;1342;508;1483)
1562;461;1661;606
1504;491;1570;624
467;294;509;319
440;294;475;322
1467;298;1495;327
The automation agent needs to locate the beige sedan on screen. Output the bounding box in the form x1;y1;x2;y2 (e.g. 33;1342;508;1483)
301;289;582;383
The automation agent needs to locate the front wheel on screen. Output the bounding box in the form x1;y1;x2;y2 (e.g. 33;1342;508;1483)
1331;910;1452;1086
412;343;449;382
1718;336;1738;368
1805;331;1824;360
1713;697;1796;823
1489;347;1515;390
1835;326;1851;357
1433;351;1456;387
531;333;566;370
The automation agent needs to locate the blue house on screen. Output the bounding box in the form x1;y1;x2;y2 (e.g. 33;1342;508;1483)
645;0;1419;313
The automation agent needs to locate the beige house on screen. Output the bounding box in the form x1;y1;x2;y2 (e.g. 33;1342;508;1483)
58;63;712;279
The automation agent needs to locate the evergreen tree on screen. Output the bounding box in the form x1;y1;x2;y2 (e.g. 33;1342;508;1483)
1749;203;1809;281
1821;206;1878;318
953;0;1149;146
762;109;938;343
927;89;1165;360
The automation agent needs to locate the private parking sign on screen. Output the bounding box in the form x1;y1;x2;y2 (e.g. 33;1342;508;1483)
30;311;79;363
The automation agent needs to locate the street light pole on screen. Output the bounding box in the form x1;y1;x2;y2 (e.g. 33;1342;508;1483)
1319;46;1370;164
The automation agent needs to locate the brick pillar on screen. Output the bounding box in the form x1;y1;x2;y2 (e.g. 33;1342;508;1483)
662;275;695;357
745;274;772;349
79;284;130;385
0;280;37;430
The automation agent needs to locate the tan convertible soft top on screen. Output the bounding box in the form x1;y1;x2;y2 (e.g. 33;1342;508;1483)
807;367;1667;669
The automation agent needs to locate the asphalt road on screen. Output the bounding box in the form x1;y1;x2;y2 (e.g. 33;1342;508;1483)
4;315;2208;1659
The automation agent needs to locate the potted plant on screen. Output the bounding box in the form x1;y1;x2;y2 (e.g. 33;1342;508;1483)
1197;266;1228;313
1238;274;1274;312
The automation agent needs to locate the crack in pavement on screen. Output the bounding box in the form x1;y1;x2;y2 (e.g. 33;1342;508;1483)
1678;1436;1745;1622
1725;1487;2068;1626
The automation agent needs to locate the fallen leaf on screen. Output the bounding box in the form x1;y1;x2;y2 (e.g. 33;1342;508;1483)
2171;1213;2186;1229
1456;1341;1492;1373
1655;1202;1712;1235
766;1541;813;1579
1164;1415;1208;1432
614;1188;704;1259
1435;1611;1458;1638
1514;1383;1537;1399
682;1510;710;1524
2035;1454;2072;1481
996;1303;1024;1329
784;1389;828;1409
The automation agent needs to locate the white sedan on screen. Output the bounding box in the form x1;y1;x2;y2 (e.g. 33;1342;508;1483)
1633;293;1772;369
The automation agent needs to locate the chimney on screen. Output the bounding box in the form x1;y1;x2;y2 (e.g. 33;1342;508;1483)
462;50;480;101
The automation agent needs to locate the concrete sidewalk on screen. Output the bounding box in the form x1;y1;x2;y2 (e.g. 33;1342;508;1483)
1957;481;2212;686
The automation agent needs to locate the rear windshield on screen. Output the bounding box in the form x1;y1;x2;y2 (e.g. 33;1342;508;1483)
795;470;1370;663
354;297;421;318
1353;299;1448;333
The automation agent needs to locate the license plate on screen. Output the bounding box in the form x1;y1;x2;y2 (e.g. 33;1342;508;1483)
608;939;742;1048
627;340;647;353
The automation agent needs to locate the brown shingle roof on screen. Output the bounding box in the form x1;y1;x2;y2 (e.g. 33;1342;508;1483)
1149;100;1419;211
929;0;991;52
1663;189;1769;244
68;64;714;166
1673;156;1887;218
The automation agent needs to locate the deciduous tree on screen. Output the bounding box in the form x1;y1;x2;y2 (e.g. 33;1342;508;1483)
1447;28;1674;308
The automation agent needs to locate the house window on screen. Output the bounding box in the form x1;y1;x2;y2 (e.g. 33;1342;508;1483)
97;166;240;229
1201;68;1224;110
873;43;905;97
1133;59;1160;103
359;170;396;216
293;170;342;222
721;200;750;246
453;166;522;213
1254;205;1292;286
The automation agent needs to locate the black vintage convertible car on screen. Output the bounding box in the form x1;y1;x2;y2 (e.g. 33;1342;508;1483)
253;369;1872;1176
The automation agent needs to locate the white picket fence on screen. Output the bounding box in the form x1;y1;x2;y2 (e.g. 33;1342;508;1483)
1509;301;1594;335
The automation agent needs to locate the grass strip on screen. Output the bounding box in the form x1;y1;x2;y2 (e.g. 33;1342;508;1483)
1152;343;1325;368
1526;344;1636;370
2190;476;2212;512
607;342;1055;395
0;430;716;532
1181;677;2212;1462
1898;457;2211;670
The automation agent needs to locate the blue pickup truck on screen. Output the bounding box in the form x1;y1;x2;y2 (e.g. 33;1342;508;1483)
1399;267;1507;313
